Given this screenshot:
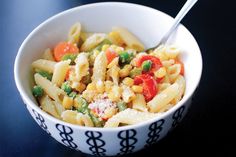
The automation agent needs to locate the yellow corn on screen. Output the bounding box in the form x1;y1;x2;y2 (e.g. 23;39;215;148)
108;85;122;102
154;67;167;78
61;110;77;124
102;44;110;51
62;96;74;109
105;81;113;92
96;81;105;93
87;83;96;90
108;92;119;102
122;77;134;86
119;65;132;78
132;85;143;93
103;108;117;119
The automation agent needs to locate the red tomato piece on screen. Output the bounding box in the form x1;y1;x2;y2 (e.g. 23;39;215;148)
105;48;118;64
136;55;162;72
134;74;157;101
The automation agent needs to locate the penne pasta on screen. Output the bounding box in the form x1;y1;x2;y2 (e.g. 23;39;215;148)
32;59;56;73
172;75;186;104
34;73;65;102
112;27;145;51
42;48;55;61
68;22;81;44
167;63;181;83
53;101;65;117
31;23;186;128
147;83;179;113
75;53;89;82
104;108;157;128
39;95;60;119
52;60;70;86
81;33;106;51
132;94;147;112
121;85;136;103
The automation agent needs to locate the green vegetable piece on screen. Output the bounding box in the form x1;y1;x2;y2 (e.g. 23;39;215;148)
90;114;104;127
76;96;89;114
61;54;78;63
117;101;127;112
69;91;77;99
129;68;142;78
119;51;130;64
61;82;72;95
36;70;52;80
142;60;152;72
32;85;44;97
95;39;112;51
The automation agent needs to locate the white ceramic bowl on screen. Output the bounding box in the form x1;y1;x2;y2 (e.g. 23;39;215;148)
14;2;202;156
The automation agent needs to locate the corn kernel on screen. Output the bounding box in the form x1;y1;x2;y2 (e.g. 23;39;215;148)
61;110;77;124
122;77;134;86
87;83;96;90
108;85;122;102
132;85;143;93
119;65;132;78
102;44;110;51
154;67;167;78
96;80;105;93
103;107;117;119
105;80;113;92
62;96;74;109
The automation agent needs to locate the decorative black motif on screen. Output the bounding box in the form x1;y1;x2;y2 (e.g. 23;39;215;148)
172;106;186;128
32;109;50;135
145;119;165;147
56;124;77;149
85;131;106;156
117;129;137;155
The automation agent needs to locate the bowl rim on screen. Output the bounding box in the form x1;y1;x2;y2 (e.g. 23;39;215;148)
14;2;203;132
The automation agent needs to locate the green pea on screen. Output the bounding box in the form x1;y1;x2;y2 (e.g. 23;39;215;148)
142;60;152;72
32;85;44;97
61;82;72;95
119;52;130;64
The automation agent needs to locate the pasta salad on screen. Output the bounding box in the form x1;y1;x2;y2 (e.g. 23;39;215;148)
31;22;186;128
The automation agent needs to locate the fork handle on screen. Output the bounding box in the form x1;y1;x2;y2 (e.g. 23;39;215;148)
158;0;198;46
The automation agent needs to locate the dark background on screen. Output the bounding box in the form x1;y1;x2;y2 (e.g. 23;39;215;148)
0;0;235;156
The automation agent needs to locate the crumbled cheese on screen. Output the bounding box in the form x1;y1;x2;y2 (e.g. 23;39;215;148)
88;98;116;118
